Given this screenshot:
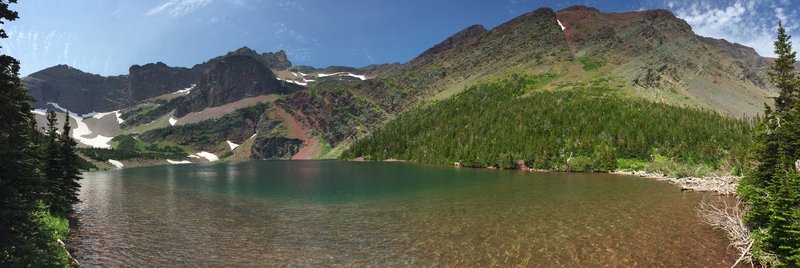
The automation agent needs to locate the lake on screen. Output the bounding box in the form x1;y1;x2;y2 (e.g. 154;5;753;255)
71;160;737;266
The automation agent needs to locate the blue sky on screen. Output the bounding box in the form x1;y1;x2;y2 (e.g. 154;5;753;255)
1;0;798;76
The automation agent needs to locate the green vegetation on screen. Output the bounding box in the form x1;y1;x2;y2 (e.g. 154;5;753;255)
140;103;269;151
577;56;605;71
79;135;186;162
120;96;186;128
343;74;751;175
738;22;800;266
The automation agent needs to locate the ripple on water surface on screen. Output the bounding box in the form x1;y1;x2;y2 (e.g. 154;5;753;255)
71;161;738;266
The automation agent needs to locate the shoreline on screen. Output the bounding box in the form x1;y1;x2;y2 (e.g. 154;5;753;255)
608;170;739;195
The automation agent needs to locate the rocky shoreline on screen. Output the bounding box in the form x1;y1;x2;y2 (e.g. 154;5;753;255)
609;170;739;195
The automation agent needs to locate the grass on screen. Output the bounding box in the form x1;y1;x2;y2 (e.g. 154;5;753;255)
577;56;605;71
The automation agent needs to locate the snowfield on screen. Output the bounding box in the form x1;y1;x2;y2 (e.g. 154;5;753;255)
169;117;177;126
90;111;124;124
226;140;240;150
317;72;367;80
167;159;192;164
557;19;566;31
278;78;308;86
173;84;196;95
194;151;219;162
108;159;124;169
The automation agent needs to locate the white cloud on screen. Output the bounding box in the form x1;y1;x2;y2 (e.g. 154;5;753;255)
277;1;304;12
271;22;308;43
62;42;70;62
145;0;213;17
655;0;800;57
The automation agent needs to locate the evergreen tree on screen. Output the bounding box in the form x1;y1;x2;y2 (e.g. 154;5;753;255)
58;112;81;213
739;21;800;266
770;21;799;112
43;110;63;211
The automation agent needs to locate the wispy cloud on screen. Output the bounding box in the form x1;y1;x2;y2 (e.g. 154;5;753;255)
277;1;304;12
145;0;213;17
271;22;308;43
651;0;799;57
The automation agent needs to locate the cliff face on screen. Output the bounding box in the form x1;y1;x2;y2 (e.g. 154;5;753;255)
176;55;298;117
125;63;204;104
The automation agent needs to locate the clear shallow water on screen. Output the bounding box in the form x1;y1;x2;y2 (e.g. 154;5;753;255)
72;160;738;266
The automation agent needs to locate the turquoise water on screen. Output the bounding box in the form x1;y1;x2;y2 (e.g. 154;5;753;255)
71;160;737;266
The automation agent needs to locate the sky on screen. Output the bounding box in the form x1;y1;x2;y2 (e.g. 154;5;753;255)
1;0;798;76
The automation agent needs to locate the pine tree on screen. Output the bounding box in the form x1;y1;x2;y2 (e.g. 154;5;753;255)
58;112;81;213
740;21;800;266
770;21;799;112
43;110;63;211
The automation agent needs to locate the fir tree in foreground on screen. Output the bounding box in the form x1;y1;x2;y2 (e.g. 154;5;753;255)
739;21;800;266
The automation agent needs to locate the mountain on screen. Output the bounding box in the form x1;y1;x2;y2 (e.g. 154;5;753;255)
21;6;777;168
555;5;771;116
23;63;203;114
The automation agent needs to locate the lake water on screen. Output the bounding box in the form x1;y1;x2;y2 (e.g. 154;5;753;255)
71;160;738;266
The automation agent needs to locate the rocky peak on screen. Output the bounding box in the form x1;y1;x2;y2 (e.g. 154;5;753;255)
259;49;292;70
196;47;292;73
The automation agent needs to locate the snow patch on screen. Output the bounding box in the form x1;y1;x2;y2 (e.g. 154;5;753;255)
557;19;566;31
108;159;124;169
226;140;240;150
317;72;367;80
173;84;196;95
169;117;177;126
278;78;308;86
187;155;201;158
167;159;192;164
31;109;47;116
195;151;219;162
90;110;125;124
